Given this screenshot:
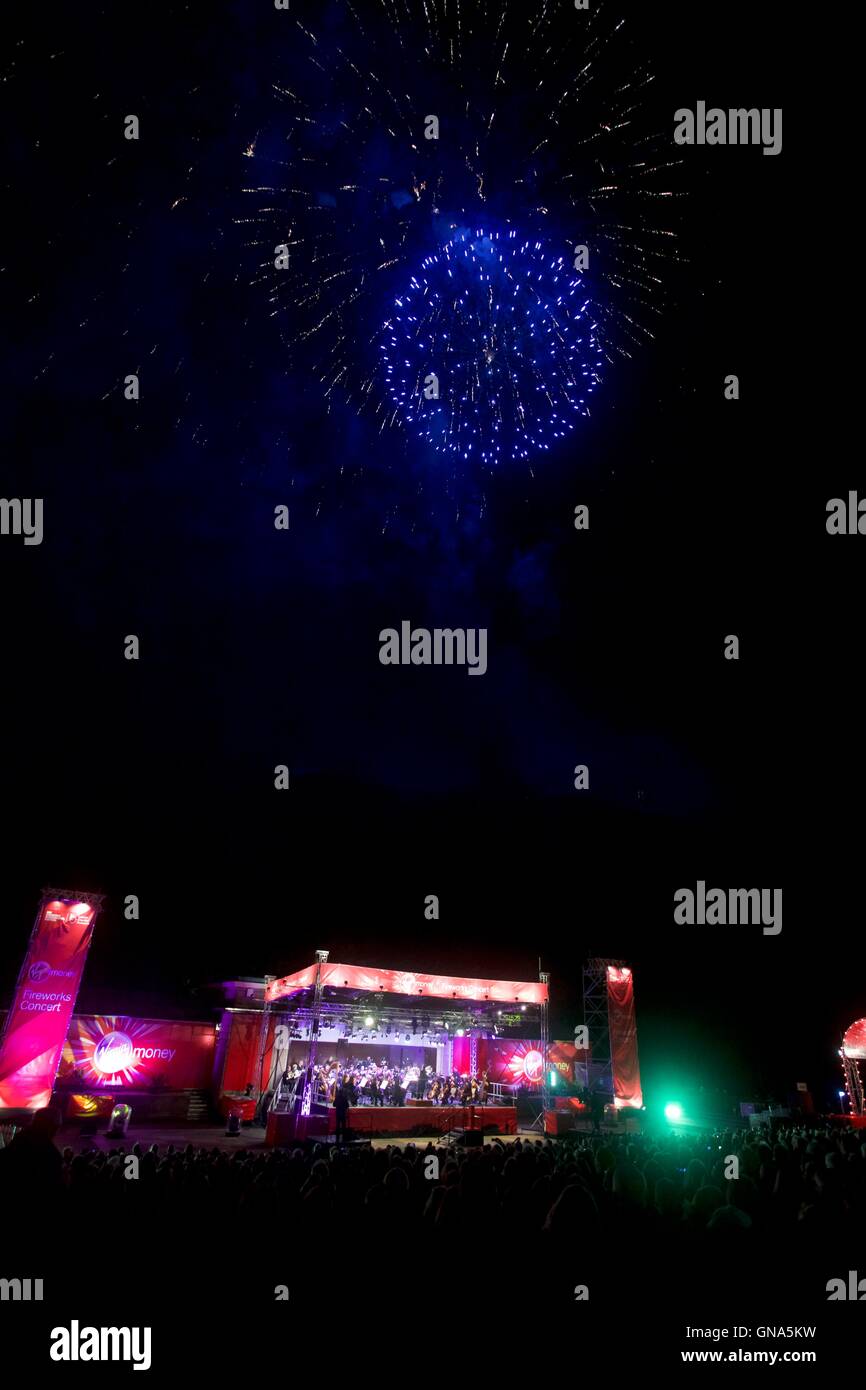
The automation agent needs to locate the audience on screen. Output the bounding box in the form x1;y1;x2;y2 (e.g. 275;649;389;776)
2;1113;863;1284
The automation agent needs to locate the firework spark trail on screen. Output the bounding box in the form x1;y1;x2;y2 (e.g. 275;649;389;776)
381;228;602;467
240;0;685;459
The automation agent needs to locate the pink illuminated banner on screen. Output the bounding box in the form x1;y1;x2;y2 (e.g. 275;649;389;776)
607;965;643;1108
450;1037;548;1084
450;1038;588;1085
266;961;548;1007
59;1016;216;1091
0;891;103;1111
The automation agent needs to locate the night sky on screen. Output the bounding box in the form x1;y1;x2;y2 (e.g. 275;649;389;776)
1;3;856;1117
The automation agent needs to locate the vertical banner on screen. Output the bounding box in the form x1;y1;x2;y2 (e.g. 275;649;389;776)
607;965;643;1108
0;890;103;1111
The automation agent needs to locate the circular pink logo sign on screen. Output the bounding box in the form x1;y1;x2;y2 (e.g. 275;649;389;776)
92;1030;135;1075
523;1050;544;1082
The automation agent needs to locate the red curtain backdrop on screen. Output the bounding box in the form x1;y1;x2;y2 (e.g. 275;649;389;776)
451;1037;471;1073
607;967;643;1107
220;1012;265;1093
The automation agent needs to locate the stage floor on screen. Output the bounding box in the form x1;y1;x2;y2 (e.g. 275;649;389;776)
266;1103;517;1144
39;1119;545;1156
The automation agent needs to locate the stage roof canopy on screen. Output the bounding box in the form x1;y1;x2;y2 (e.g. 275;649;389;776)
265;961;548;1007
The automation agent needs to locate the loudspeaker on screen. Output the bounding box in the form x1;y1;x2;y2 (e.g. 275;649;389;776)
458;1130;483;1147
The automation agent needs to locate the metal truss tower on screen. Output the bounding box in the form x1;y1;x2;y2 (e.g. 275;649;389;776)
539;969;551;1112
300;950;329;1116
581;958;626;1101
842;1052;865;1117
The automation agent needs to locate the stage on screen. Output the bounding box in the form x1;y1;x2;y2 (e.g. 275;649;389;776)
266;1103;517;1144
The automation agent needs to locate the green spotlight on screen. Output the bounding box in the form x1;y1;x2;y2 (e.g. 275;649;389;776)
664;1101;683;1122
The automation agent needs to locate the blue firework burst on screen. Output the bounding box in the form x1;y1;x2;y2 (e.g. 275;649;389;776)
381;229;602;467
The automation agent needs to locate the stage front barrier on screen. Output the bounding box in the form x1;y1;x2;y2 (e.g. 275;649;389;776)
266;1104;517;1145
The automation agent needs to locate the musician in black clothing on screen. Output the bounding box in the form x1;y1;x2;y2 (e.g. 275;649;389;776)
334;1082;351;1144
589;1090;605;1134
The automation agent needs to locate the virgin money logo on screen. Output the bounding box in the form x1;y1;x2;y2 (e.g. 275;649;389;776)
28;961;75;982
509;1049;544;1083
92;1031;135;1075
523;1050;544;1082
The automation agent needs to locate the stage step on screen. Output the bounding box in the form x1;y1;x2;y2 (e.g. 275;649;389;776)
185;1090;210;1120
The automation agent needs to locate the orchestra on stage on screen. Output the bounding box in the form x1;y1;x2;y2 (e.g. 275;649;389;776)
282;1057;492;1107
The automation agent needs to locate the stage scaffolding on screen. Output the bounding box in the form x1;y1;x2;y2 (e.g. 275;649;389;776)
581;957;626;1102
257;953;551;1134
523;967;551;1133
540;970;550;1111
254;974;275;1124
841;1051;865;1116
258;951;331;1122
839;1018;866;1118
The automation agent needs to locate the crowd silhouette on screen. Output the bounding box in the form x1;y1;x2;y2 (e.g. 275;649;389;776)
2;1109;863;1298
3;1109;863;1235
